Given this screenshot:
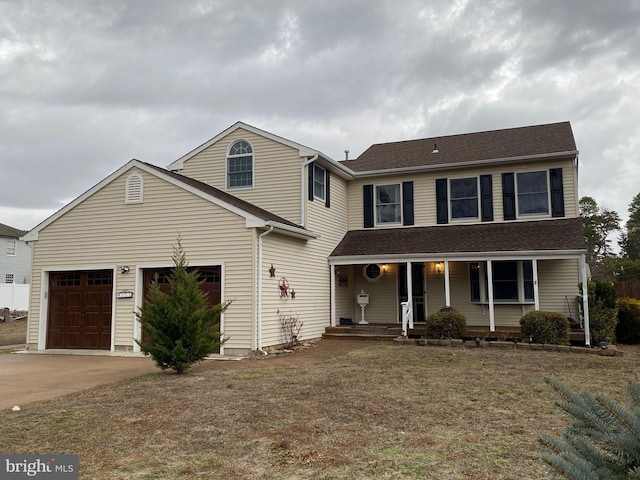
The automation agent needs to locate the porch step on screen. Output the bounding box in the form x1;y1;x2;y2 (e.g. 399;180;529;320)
323;325;422;341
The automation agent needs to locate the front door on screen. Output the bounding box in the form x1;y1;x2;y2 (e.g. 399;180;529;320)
398;263;425;323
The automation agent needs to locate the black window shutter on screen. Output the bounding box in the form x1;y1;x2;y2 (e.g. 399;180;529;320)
402;181;414;226
363;184;374;228
325;170;331;208
308;163;314;201
550;168;565;217
436;178;448;224
502;173;516;220
480;174;493;222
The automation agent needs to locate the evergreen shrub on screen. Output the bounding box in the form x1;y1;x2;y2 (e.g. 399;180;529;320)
520;310;569;345
136;238;228;373
540;377;640;479
616;297;640;344
424;309;466;339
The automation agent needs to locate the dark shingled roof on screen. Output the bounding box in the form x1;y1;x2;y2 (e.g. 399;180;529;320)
343;122;577;172
142;162;305;230
0;222;27;238
330;218;586;258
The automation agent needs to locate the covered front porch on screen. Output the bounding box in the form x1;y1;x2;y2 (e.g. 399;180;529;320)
328;219;591;345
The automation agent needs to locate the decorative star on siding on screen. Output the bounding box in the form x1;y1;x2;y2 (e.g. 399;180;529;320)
269;264;276;277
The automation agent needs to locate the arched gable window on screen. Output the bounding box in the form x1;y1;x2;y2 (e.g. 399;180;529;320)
227;140;253;189
125;173;144;204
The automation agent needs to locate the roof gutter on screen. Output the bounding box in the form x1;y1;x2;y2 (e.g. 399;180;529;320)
351;150;579;178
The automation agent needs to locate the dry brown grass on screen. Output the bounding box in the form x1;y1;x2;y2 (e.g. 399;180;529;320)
1;342;639;479
0;318;27;346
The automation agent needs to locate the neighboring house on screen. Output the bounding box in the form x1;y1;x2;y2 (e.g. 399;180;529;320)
0;222;30;285
23;121;590;354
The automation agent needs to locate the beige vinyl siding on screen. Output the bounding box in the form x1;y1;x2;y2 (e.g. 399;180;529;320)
537;258;581;318
177;128;304;224
259;171;349;346
27;168;255;352
347;158;577;229
350;264;398;324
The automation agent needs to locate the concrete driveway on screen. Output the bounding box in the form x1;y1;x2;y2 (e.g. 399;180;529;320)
0;350;158;410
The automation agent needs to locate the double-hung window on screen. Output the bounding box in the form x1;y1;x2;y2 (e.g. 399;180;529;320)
6;239;16;256
450;177;479;219
227;140;253;189
313;164;326;201
470;261;535;303
376;184;401;224
517;171;549;215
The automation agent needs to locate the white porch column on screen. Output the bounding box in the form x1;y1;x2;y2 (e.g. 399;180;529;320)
487;259;495;331
532;259;540;311
406;261;413;328
330;264;336;327
444;260;451;307
580;254;591;346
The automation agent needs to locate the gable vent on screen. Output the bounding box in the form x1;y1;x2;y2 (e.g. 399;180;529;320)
125;173;143;204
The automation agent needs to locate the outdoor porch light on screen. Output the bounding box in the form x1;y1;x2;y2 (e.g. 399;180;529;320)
118;266;130;274
435;262;443;274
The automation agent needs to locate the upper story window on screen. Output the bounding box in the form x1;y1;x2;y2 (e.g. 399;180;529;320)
227;140;253;189
450;177;479;220
6;239;16;256
363;182;413;228
313;164;326;201
125;173;144;204
517;171;549;215
376;184;401;225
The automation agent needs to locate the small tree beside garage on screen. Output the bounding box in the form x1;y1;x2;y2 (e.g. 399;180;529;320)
136;237;228;373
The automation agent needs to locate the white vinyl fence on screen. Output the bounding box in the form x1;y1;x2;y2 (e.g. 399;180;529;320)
0;284;29;311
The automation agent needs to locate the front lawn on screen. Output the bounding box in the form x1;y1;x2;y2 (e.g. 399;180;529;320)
1;343;638;479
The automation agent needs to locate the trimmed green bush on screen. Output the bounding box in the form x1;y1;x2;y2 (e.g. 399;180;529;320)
520;310;569;345
424;309;466;339
616;297;640;344
589;303;618;345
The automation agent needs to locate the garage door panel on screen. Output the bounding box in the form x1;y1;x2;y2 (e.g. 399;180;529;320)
47;270;113;350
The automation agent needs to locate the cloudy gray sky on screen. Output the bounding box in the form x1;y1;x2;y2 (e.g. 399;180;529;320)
1;0;639;239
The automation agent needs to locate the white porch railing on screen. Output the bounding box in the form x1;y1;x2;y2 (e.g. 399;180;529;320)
0;284;30;311
401;300;414;337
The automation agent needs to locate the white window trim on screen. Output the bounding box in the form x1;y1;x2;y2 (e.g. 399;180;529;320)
470;261;535;305
515;170;551;219
125;173;144;204
374;183;402;226
313;164;326;201
6;239;16;256
449;176;480;221
363;264;383;282
226;139;254;190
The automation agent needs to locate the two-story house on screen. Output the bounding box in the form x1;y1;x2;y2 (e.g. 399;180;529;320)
22;121;589;354
0;222;30;285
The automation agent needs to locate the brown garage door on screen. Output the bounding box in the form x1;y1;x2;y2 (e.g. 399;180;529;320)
47;270;113;350
142;266;222;346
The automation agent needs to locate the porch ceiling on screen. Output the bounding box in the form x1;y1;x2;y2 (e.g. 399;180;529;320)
329;217;586;259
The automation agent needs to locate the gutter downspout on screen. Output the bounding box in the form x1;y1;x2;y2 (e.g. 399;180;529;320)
257;226;274;352
300;154;319;228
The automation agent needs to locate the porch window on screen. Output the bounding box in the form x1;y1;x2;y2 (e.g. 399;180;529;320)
469;261;535;303
363;264;382;281
450;177;479;219
376;184;401;224
517;171;549;216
